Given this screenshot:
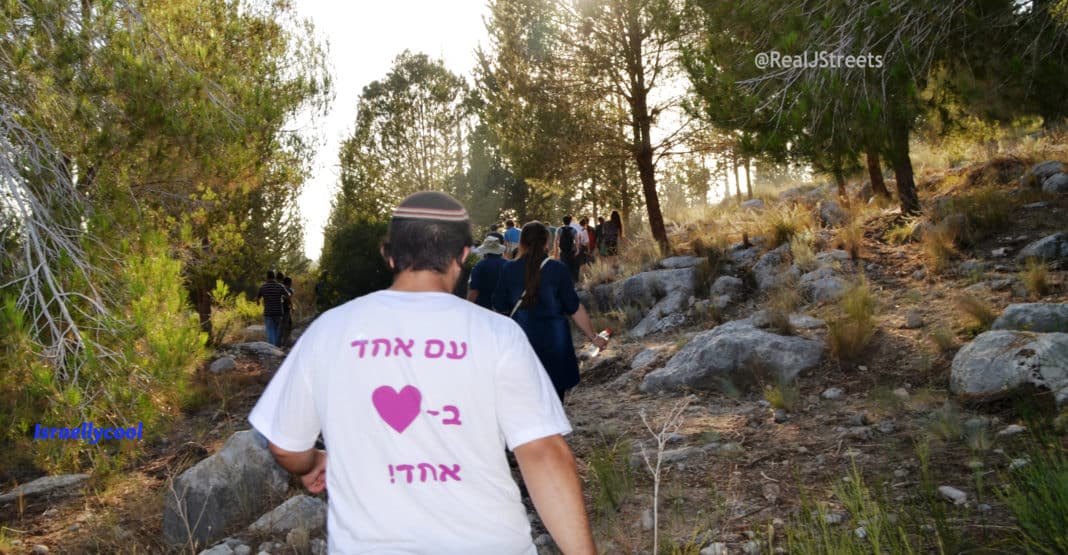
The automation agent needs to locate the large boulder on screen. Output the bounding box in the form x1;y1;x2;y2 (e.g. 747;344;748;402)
659;256;703;269
798;265;848;304
752;244;800;291
247;495;326;535
1043;173;1068;193
740;198;765;210
209;356;237;374
950;331;1068;406
1020;160;1066;189
1016;233;1068;262
992;303;1068;333
594;268;697;338
0;474;89;504
234;341;284;358
163;430;289;547
710;276;745;300
727;245;761;268
818;200;848;227
640;321;824;393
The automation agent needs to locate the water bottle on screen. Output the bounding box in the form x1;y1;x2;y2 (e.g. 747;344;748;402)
579;329;611;361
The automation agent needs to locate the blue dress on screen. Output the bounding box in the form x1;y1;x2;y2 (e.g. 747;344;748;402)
492;257;581;393
468;255;507;310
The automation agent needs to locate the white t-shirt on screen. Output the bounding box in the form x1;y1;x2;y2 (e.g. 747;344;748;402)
569;221;589;247
249;290;570;555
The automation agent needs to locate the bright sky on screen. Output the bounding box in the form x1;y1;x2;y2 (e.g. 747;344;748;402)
292;0;491;262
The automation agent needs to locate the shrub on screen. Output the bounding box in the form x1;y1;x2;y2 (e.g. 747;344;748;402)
828;279;878;362
922;224;958;274
1022;259;1050;299
1000;443;1068;554
764;380;801;411
883;216;922;245
318;219;392;308
955;293;996;333
836;217;865;260
789;233;818;273
766;204;814;247
947;188;1013;245
588;438;634;518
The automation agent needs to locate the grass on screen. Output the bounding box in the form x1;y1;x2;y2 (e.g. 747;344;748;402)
764;380;801;411
883;216;923;245
827;279;878;362
946;187;1014;246
1021;259;1051;299
584;258;619;285
761;204;816;248
588;438;634;519
1000;440;1068;554
836;215;865;260
790;232;818;273
955;293;997;333
922;224;958;275
929;325;958;352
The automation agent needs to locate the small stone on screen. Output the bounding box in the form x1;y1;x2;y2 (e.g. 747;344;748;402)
772;518;785;527
42;508;58;517
966;460;985;471
197;545;233;555
32;546;50;555
666;432;687;445
938;486;967;505
892;387;910;400
1010;458;1030;470
773;409;788;423
991;247;1010;258
700;543;727;555
851;413;872;426
209;356;237;374
640;508;654;530
893;469;908;479
912;269;926;280
904;310;924;329
855;527;867;539
857;365;868;372
757;399;771;408
68;523;80;532
797;446;809;454
997;424;1027;437
844;426;873;441
824;512;845;525
978;504;992;513
742;540;762;554
876;420;896;434
233;546;251;555
821;388;844;400
763;482;781;504
1023;201;1050;210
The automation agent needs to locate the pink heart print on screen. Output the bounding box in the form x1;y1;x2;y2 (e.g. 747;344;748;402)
372;385;422;433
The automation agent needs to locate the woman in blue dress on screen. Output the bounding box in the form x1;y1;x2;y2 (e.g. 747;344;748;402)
493;221;608;401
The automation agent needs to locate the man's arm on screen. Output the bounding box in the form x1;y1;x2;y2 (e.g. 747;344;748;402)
268;442;327;494
514;435;595;555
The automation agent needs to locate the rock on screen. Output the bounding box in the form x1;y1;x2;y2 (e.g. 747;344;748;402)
239;324;267;342
819;200;848;227
198;545;233;555
742;540;762;554
31;546;49;555
595;267;698;338
233;546;251;555
824;513;845;525
310;539;327;555
746;310;825;330
1023;201;1051;210
816;249;851;265
286;528;310;553
938;486;967;505
1042;172;1068;193
640;508;654;530
701;543;728;555
660;255;703;269
728;245;762;267
640;321;824;394
740;198;765;210
991;247;1011;258
876;419;896;434
631;345;668;370
911;269;927;281
997;424;1027;437
1010;457;1030;470
799;266;848;303
992;303;1068;333
773;409;788;423
209;356;237;374
763;482;781;504
959;260;986;276
576;289;593;310
822;387;844;400
234;341;285;358
753;244;800;291
163;430;289;547
0;474;89;504
851;413;871;426
893;387;910;400
904;310;924;329
843;426;873;441
1017;233;1068;262
950;330;1068;405
711;276;745;299
248;495;326;535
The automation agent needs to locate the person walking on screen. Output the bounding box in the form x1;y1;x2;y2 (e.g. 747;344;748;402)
493;222;608;402
502;219;521;259
255;270;289;347
250;192;595;555
554;215;580;282
601;210;624;262
466;235;508;310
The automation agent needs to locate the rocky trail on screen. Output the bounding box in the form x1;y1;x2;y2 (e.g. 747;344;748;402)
4;158;1068;554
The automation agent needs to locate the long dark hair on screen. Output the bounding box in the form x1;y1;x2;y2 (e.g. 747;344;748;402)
520;221;549;308
610;210;623;236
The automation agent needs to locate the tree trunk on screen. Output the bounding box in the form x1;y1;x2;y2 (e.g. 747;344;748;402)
888;117;921;215
744;159;753;200
626;13;668;254
865;147;891;199
732;154;741;200
195;287;213;335
833;166;848;201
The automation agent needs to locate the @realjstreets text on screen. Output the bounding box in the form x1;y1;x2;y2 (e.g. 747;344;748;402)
34;422;143;443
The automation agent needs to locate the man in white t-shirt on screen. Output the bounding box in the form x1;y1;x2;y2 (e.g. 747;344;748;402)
249;191;595;555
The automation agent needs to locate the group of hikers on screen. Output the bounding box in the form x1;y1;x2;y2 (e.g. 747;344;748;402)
482;211;625;283
254;270;296;347
251;191;602;553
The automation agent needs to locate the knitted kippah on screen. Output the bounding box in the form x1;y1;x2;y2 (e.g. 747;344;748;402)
391;191;469;222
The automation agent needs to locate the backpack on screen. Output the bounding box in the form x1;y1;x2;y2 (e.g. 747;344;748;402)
559;225;576;256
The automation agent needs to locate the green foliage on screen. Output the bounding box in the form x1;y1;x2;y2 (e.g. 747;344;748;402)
318;219;392;309
827;279;878;362
1022;259;1051;299
946;188;1013;246
1001;441;1068;553
764;380;801;411
955;293;997;333
588;438;634;518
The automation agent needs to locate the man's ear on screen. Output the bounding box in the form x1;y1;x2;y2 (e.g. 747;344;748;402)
380;244;395;270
